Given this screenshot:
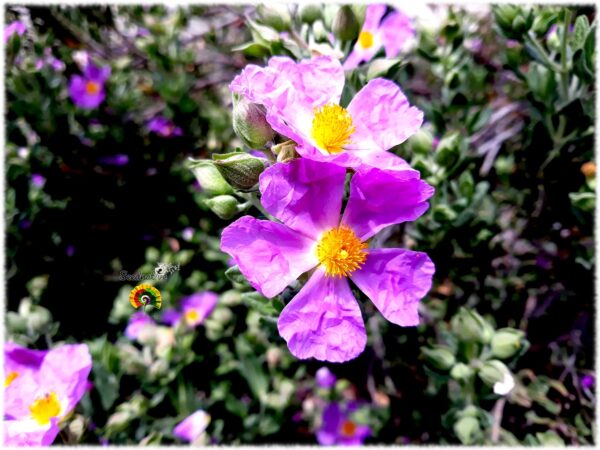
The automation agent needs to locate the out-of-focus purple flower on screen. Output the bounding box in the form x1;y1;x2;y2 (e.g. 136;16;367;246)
161;308;182;326
316;367;337;389
147;117;183;138
98;154;129;166
316;403;371;445
343;5;414;70
4;342;92;446
66;245;76;257
19;219;32;229
5;21;26;43
125;312;156;340
181;292;218;327
68;62;111;110
221;158;434;362
182;227;194;242
581;374;594;389
230;55;422;171
31;174;46;188
35;48;65;72
137;27;151;37
173;410;211;443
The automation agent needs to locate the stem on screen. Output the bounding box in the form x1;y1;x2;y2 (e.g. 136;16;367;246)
559;9;573;100
524;33;562;73
491;397;506;443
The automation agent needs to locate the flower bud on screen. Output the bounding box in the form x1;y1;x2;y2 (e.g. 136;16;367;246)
435;132;461;167
256;5;292;32
432;204;458;223
299;4;322;24
491;328;526;359
272;140;298;163
478;360;509;387
422;346;456;371
27;306;52;332
189;160;233;196
312;20;328;42
332;6;359;42
232;93;276;149
450;307;494;344
213;152;268;191
106;411;133;434
204;195;242;220
410;128;434;155
450;362;474;381
453;416;480;445
6;311;27;333
581;161;596;178
315;367;337;388
266;347;282;369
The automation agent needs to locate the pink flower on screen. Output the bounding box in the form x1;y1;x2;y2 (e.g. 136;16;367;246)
230;55;422;171
68;62;111;110
344;4;414;70
221;158;434;362
147;116;183;137
181;292;218;327
3;343;92;446
173;410;210;443
317;402;371;445
4;21;26;43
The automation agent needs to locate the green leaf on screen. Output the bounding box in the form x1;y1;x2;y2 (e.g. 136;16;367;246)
92;364;120;411
234;337;269;402
571;15;590;50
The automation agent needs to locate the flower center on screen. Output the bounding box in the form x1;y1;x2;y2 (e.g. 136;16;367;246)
340;420;357;437
85;81;100;94
316;226;367;277
185;310;199;324
358;31;374;49
29;391;61;425
4;371;19;388
311;103;356;155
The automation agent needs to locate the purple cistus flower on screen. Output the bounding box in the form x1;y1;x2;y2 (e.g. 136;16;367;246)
161;308;182;327
316;367;337;389
35;48;65;72
181;292;218;327
343;4;414;70
98;154;129;166
125;312;155;340
68;62;111;110
5;21;26;43
4;342;92;446
147;117;183;138
31;174;46;188
581;374;594;389
317;403;371;445
230;55;423;172
221;158;435;362
173;410;210;443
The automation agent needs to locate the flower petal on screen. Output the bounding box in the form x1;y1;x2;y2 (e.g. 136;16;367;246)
342;166;434;240
363;4;387;31
380;10;415;57
351;248;435;326
259;159;345;240
220;216;318;298
277;269;366;362
347;78;423;152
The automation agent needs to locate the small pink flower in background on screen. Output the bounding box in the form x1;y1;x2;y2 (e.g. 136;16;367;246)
161;307;182;326
35;48;65;72
173;410;211;443
343;4;414;70
4;21;26;42
147;116;183;137
3;342;92;446
125;312;155;340
221;158;435;362
317;403;371;445
230;55;422;171
181;292;218;327
68;62;111;110
98;154;129;166
31;174;46;188
316;367;337;389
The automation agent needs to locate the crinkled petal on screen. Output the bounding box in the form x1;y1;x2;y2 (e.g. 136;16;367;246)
316;403;342;445
259;159;345;240
220;216;318;298
380;10;415;57
351;248;435;326
347;78;423;152
4;418;61;446
277;269;366;362
343;166;434;240
355;149;416;173
84;63;111;82
363;4;388;31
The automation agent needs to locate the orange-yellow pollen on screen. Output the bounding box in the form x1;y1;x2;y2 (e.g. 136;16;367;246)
4;371;19;388
316;226;367;277
340;420;357;437
358;31;374;49
311;103;356;155
85;81;100;95
29;391;61;425
185;309;199;325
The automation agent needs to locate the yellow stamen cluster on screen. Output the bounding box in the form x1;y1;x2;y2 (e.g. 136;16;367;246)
311;103;356;155
85;81;100;95
4;371;19;388
340;420;357;437
185;309;199;325
29;391;61;425
316;226;367;277
358;31;374;49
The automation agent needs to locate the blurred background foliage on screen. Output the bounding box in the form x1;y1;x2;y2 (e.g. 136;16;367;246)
4;3;595;445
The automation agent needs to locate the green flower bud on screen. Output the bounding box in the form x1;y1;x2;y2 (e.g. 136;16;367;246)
27;306;52;332
6;311;27;333
332;6;359;42
458;171;475;198
224;265;249;286
422;346;456;371
478;360;509;387
204;195;242;220
450;362;474;381
432;204;458;223
256;5;292;32
213;152;268;191
312;20;328;42
453;416;481;445
450;307;494;344
220;290;242;306
410;128;434;155
106;411;133;434
491;328;525;359
232;93;276;149
190;160;233;196
272;140;299;162
435;132;461;167
299;4;322;24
